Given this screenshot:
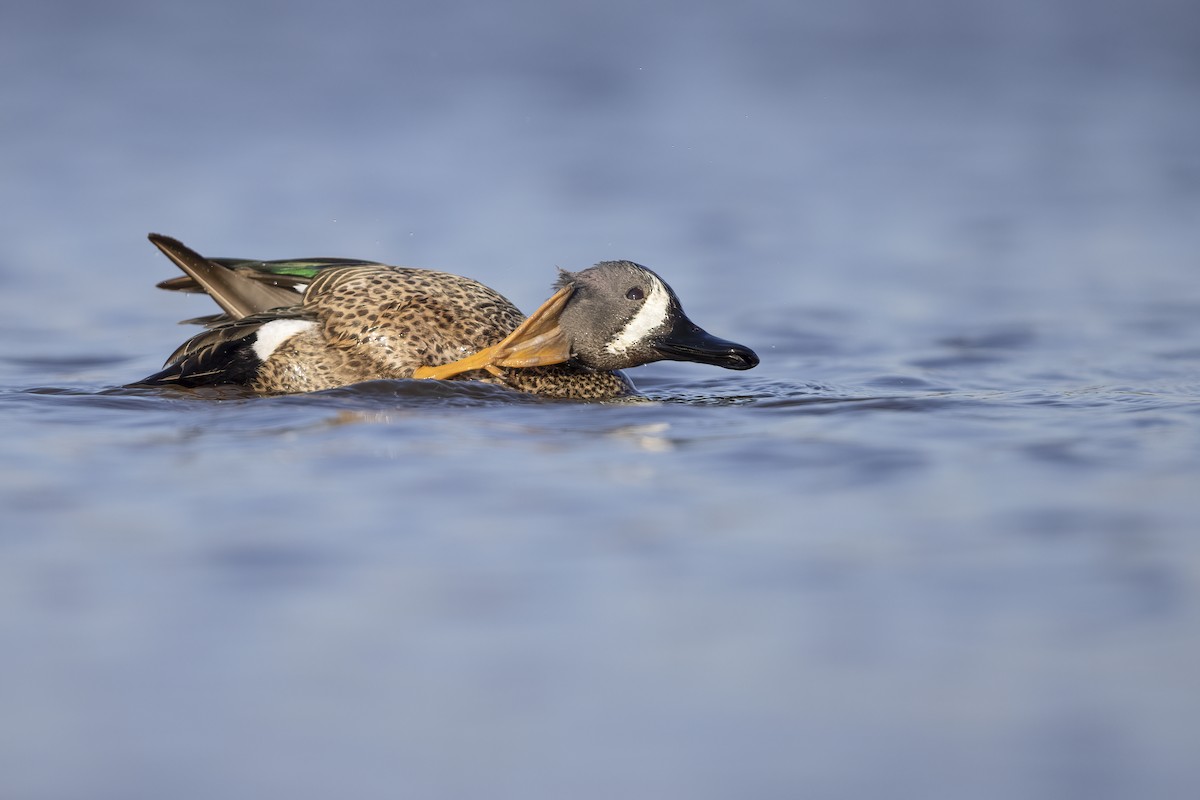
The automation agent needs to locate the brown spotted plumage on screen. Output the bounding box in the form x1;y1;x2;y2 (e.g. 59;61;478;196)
135;234;756;400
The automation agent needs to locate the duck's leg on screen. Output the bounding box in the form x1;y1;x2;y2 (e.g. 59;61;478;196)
412;285;575;380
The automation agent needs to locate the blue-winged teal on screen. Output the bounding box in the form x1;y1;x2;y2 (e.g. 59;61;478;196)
135;234;758;399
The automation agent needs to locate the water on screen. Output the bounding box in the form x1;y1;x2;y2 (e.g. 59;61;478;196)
3;1;1200;798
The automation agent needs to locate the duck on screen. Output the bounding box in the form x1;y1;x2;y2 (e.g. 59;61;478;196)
134;234;758;400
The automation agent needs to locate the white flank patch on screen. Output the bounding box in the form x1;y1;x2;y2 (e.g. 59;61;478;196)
605;275;671;356
253;319;317;361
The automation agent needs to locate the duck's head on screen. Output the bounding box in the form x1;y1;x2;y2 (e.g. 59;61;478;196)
554;260;759;372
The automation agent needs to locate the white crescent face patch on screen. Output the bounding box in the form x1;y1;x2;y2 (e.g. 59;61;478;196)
605;275;672;356
252;319;317;361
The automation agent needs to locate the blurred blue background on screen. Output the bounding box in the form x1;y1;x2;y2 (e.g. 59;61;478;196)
2;1;1200;798
5;0;1196;331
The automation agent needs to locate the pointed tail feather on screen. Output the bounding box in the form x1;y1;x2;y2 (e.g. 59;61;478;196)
148;234;298;319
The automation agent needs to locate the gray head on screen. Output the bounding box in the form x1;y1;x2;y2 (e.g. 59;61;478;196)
554;260;759;372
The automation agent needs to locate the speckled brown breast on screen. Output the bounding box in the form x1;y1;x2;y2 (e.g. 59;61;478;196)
251;265;635;399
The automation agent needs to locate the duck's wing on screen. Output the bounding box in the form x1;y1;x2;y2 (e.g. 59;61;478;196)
134;306;318;388
149;233;383;321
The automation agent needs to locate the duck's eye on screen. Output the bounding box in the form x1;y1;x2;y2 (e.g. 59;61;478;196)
626;286;645;301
